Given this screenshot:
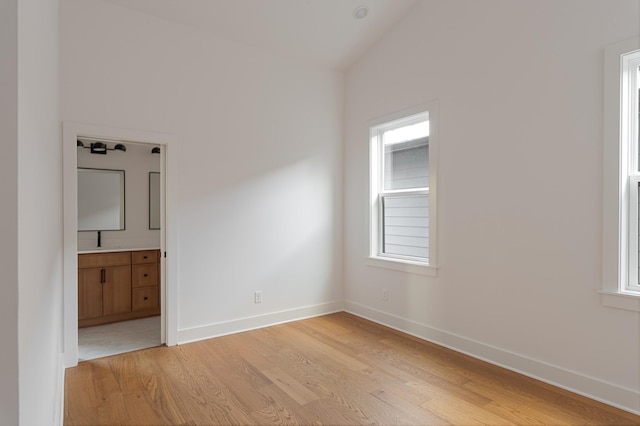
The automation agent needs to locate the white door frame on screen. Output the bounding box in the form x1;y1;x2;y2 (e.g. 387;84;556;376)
62;122;178;368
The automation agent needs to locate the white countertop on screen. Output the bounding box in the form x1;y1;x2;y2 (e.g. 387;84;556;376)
78;247;160;254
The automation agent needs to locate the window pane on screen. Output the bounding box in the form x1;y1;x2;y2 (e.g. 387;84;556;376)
384;138;429;190
382;194;428;259
383;121;429;145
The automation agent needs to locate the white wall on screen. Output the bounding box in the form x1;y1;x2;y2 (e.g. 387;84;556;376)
344;0;640;413
61;0;344;341
0;0;20;422
0;0;62;424
16;0;63;424
77;142;160;251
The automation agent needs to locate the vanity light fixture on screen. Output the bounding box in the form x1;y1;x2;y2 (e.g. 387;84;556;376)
77;139;127;155
90;142;107;154
151;147;160;154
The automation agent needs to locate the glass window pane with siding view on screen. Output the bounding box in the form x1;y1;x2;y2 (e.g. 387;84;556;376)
383;194;429;259
381;127;429;260
384;138;429;190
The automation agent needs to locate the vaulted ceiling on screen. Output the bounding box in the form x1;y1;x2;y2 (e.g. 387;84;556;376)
102;0;418;70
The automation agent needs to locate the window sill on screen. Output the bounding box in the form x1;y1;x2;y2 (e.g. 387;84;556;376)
367;256;438;276
599;291;640;312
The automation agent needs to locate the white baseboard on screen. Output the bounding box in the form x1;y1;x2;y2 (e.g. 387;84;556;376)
177;300;345;344
344;301;640;416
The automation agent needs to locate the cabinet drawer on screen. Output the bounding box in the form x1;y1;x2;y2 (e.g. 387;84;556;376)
78;251;131;269
132;264;158;287
132;287;158;311
132;250;158;264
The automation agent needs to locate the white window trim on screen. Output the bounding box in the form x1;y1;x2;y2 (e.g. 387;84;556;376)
623;52;640;294
368;102;438;277
602;36;640;311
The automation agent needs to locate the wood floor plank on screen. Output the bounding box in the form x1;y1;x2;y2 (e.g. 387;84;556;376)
249;383;319;425
369;387;450;425
405;378;493;409
121;391;169;425
481;400;571;426
261;367;321;405
293;317;473;388
64;363;101;423
462;377;537;408
240;323;392;403
65;313;640;425
157;345;258;425
294;321;490;412
126;347;197;424
180;342;273;413
88;360;132;425
281;323;374;373
532;379;640;424
421;394;517;426
234;322;429;425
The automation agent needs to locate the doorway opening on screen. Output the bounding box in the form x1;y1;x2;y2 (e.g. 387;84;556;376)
76;140;162;360
62;122;176;368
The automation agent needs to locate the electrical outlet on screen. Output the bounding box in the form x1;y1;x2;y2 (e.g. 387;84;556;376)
383;289;389;301
254;291;262;304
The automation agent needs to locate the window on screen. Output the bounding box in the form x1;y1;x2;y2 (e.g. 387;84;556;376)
624;51;640;294
602;38;640;311
369;105;437;275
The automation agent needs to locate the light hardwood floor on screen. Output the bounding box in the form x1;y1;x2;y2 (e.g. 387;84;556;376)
65;312;640;425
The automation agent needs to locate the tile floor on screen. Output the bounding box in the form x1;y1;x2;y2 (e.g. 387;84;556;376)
78;316;161;361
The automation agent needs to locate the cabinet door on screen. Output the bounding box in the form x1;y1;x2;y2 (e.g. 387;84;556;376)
102;265;132;316
78;268;102;320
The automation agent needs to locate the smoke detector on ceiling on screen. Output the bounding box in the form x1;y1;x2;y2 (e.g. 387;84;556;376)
353;6;368;19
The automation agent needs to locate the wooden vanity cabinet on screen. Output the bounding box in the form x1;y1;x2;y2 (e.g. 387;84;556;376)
131;250;160;312
78;264;132;318
78;249;160;327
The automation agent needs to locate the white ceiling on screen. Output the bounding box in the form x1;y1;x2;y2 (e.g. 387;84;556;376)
102;0;418;70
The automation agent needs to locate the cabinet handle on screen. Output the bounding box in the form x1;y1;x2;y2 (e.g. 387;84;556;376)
100;268;105;283
144;273;148;277
143;256;148;259
144;296;148;300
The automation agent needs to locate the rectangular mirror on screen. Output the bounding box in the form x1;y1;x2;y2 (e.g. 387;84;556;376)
78;168;125;231
149;172;160;230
